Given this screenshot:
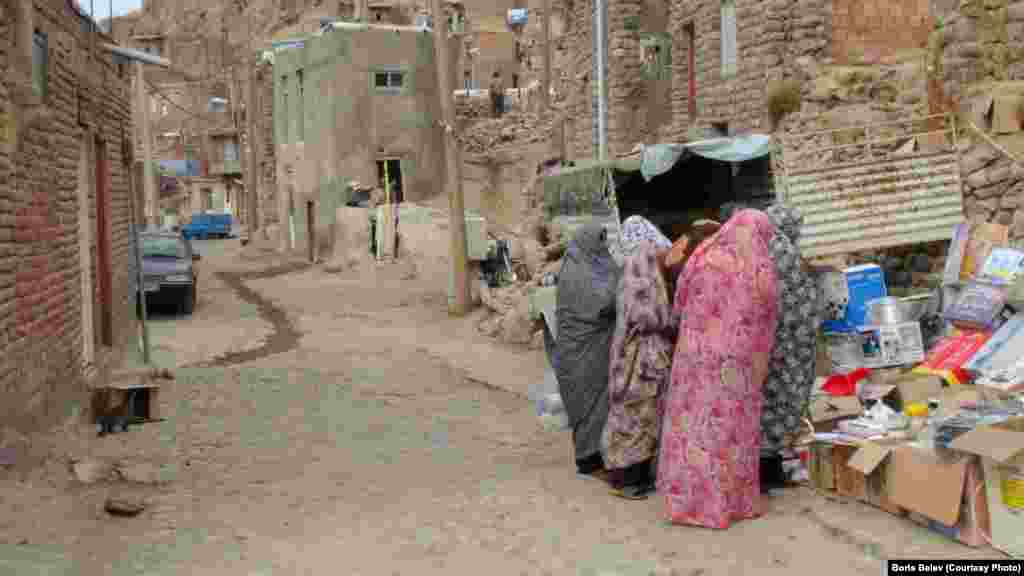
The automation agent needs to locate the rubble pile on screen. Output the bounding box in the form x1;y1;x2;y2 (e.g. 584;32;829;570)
459;112;557;155
475;198;566;348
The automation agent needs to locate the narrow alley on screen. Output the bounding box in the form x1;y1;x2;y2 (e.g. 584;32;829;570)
0;239;992;576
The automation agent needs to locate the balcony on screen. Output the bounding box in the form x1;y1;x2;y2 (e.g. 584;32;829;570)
209;159;242;176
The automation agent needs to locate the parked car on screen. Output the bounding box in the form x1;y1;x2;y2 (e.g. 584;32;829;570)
181;213;233;240
138;231;200;315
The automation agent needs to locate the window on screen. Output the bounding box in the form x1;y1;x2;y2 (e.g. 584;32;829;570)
296;70;304;141
685;23;696;119
373;70;405;93
208;98;227;113
32;30;48;98
720;0;737;77
224;139;239;162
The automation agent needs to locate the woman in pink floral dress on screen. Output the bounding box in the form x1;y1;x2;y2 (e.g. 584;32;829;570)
656;209;779;529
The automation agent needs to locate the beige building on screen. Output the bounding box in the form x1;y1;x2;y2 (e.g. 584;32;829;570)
272;23;459;259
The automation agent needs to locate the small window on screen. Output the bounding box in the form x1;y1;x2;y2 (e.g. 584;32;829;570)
720;0;737;77
32;30;49;98
374;70;405;92
224;139;239;162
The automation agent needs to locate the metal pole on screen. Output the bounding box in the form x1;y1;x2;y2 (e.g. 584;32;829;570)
431;0;471;316
595;0;608;161
137;60;157;228
542;0;551;112
127;186;151;365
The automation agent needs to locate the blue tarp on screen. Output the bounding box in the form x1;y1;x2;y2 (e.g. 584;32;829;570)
685;134;772;163
158;159;201;177
639;135;772;182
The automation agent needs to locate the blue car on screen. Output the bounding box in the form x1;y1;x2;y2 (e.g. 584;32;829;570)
181;213;233;240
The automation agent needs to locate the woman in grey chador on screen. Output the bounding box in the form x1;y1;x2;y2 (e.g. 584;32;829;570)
555;223;620;477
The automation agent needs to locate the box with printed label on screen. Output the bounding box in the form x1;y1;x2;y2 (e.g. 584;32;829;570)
821;264;887;333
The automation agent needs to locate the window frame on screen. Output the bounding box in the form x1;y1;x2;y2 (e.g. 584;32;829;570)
720;0;737;78
32;29;49;99
372;69;406;94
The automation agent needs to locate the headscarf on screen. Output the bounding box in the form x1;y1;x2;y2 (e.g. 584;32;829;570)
619;215;671;260
761;204;820;455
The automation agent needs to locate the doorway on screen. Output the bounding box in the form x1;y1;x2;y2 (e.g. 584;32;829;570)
685;22;696;120
376;158;403;203
78;141;96;369
306;200;315;262
94;136;113;348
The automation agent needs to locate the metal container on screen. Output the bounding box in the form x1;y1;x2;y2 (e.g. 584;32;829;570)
866;296;915;325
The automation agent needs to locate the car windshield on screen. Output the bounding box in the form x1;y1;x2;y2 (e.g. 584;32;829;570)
141;236;187;259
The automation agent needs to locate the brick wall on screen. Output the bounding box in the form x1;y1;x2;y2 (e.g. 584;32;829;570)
831;0;932;63
1;0;137;435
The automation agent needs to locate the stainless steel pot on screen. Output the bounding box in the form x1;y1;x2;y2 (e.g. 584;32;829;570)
866;296;915;325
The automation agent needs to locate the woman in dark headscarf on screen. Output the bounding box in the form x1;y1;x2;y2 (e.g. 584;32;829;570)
760;205;820;486
556;223;620;477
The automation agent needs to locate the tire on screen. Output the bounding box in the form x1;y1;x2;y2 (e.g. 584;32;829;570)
181;285;195;315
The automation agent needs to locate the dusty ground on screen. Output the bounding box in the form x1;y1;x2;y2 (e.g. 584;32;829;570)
0;237;1003;575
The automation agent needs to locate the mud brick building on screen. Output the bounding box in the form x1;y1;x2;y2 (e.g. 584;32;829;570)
561;0;936;158
2;0;137;435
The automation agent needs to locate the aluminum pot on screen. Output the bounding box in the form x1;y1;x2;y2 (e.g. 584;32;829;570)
866;297;915;325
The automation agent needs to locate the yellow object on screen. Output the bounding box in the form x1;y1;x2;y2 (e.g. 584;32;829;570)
904;403;929;418
1001;468;1024;512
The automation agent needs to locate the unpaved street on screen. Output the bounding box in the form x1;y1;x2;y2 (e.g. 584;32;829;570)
0;239;998;575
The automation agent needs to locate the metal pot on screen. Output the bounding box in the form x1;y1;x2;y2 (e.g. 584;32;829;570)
866;297;915;325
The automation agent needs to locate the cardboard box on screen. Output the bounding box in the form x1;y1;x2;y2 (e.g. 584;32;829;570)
951;418;1024;557
858;322;926;369
887;446;968;527
903;459;991;548
821;264;888;333
833;443;869;500
809;395;862;433
846;440;906;515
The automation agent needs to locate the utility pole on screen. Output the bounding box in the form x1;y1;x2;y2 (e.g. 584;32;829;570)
247;57;259;237
595;0;608;160
431;0;471;316
136;60;157;228
542;0;551;112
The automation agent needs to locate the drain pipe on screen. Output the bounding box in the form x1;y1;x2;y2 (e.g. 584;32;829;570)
595;0;608;161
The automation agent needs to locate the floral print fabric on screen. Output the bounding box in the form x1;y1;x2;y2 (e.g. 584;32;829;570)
602;242;674;472
619;215;671;260
761;205;820;456
657;209;779;529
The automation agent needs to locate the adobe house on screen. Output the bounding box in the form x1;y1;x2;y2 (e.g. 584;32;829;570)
2;0;138;436
271;22;460;259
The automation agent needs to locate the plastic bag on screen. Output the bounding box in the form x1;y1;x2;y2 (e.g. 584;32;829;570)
529;367;569;431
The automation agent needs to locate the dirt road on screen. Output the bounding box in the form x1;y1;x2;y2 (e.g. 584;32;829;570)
0;239;998;575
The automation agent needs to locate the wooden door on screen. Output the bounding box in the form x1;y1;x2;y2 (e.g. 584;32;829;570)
95;137;113;347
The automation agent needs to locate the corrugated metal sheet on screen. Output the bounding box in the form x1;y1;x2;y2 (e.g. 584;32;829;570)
783;151;964;258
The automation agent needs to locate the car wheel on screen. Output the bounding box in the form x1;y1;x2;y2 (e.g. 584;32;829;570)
181;285;195;315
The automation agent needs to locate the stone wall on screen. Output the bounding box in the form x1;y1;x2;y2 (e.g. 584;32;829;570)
933;0;1024;111
1;0;137;435
561;0;935;155
934;0;1024;234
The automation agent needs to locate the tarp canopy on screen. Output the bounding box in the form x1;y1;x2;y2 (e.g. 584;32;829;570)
640;134;772;181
